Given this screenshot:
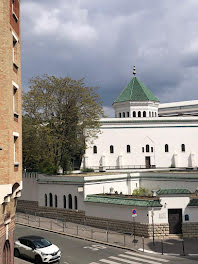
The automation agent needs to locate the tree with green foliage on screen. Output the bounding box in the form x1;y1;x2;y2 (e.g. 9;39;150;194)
132;187;151;196
23;75;104;174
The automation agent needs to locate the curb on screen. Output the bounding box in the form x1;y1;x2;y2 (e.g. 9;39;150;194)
16;222;193;257
16;222;138;253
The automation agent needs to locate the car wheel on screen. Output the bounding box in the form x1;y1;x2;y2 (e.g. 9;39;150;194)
35;255;43;264
14;248;20;258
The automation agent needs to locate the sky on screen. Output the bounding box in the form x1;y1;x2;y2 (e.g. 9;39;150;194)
21;0;198;117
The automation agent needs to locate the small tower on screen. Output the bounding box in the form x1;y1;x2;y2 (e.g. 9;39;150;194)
113;66;160;118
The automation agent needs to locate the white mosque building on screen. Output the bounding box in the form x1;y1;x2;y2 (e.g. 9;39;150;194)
82;67;198;171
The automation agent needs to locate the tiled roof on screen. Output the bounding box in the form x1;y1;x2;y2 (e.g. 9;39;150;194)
157;189;191;195
85;195;162;207
114;76;159;103
188;199;198;206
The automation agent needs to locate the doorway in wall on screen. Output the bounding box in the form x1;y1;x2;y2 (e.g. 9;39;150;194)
168;209;182;234
145;156;151;168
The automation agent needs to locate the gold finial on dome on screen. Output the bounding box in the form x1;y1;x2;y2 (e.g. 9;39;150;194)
133;65;136;76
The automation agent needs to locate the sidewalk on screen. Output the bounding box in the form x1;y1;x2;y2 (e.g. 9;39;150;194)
16;213;198;256
15;257;30;264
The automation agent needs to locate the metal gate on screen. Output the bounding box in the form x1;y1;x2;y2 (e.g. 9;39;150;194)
168;209;182;234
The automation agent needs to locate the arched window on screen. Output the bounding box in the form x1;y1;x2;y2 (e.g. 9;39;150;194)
155;112;157;117
93;145;97;154
165;144;169;152
74;196;78;210
49;193;53;207
68;194;72;209
110;145;114;153
152;112;154;117
45;194;47;207
3;240;11;264
142;147;144;152
151;147;153;152
146;144;150;152
127;145;131;153
123;112;125;118
55;195;58;208
143;111;146;117
138;111;141;117
181;144;185;152
149;111;151;117
133;111;136;117
127;112;129;117
119;113;121;118
63;195;66;209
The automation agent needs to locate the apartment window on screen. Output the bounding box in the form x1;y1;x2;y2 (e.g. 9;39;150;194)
12;31;18;70
127;145;131;153
123;112;125;118
110;145;114;153
181;144;185;152
133;111;136;117
74;196;78;210
165;144;169;152
13;132;19;166
127;112;129;117
138;111;141;117
45;194;47;207
63;195;66;209
93;145;97;154
146;144;150;153
55;195;58;208
13;81;19;119
12;0;19;22
143;111;146;117
68;194;72;209
49;193;53;207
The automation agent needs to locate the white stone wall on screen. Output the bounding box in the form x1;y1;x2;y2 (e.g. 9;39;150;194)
84;118;198;169
20;172;38;202
85;202;149;223
149;196;190;224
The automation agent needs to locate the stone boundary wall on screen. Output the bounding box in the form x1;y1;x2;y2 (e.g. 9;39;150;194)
183;223;198;238
17;200;171;237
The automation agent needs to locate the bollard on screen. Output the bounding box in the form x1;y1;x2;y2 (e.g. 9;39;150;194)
106;231;109;243
77;225;79;236
38;217;40;227
124;234;126;247
28;215;29;225
161;237;164;255
63;221;64;232
182;239;185;256
50;220;52;230
142;236;144;252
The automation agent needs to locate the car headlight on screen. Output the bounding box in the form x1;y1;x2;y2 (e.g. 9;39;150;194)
41;252;49;256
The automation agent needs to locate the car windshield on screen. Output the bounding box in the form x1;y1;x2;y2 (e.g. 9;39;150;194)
33;238;52;249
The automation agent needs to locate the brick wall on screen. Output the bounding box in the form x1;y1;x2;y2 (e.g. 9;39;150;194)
183;223;198;238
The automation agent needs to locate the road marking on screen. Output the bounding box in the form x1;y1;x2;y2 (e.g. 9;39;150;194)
84;245;107;251
125;251;169;262
100;259;119;264
110;256;142;264
119;254;165;264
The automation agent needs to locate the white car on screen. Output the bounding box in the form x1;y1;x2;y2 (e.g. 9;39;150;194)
14;235;61;264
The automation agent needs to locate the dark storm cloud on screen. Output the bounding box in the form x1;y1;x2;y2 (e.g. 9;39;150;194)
21;0;198;116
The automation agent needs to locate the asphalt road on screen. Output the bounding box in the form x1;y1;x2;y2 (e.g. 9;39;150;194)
15;225;198;264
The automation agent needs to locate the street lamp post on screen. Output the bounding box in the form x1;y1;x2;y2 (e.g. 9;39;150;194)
151;208;155;246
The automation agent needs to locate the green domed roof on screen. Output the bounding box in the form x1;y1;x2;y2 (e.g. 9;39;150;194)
114;76;159;104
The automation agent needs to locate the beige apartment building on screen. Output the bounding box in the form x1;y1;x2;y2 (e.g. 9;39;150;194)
0;0;22;263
